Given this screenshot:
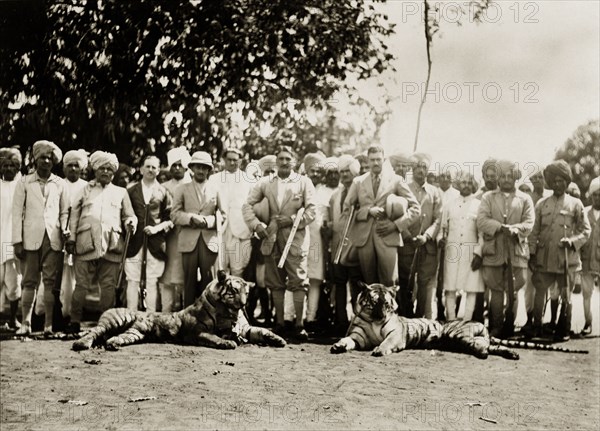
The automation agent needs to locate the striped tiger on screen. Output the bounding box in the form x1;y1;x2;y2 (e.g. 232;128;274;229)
331;283;519;360
490;337;589;354
72;271;286;351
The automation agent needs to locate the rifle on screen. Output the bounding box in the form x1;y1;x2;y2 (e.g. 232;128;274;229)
333;205;356;265
436;225;447;322
277;208;305;269
52;207;71;332
317;220;335;330
503;214;516;337
116;224;134;296
560;210;571;293
408;214;427;304
215;209;225;271
139;205;149;311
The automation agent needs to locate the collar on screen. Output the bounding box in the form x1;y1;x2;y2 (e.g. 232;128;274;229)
32;171;57;183
88;179;113;189
141;179;159;189
276;173;296;183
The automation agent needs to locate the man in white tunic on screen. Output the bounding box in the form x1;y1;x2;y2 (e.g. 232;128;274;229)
438;171;460;209
438;172;484;321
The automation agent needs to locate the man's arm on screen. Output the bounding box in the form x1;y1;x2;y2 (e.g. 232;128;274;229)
68;186;85;242
510;194;535;241
476;194;502;237
423;188;442;241
242;180;266;232
171;185;194;227
11;179;25;245
392;179;421;232
120;190;137;231
570;200;592;251
298;177;316;229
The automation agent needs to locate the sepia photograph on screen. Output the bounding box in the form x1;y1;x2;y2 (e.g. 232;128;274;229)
1;0;599;429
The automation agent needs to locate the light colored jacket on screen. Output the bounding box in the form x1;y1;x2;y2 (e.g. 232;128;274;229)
242;174;316;256
208;170;252;240
399;180;442;256
529;194;591;272
344;171;420;248
12;172;69;252
68;181;137;262
476;189;535;268
581;206;600;274
171;180;222;254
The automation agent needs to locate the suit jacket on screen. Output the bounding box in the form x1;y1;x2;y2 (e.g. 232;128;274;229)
12;172;69;252
126;182;173;260
399;181;442;256
476;189;535;268
68;181;137;262
528;194;591;272
581;206;600;274
242;174;316;256
329;185;359;266
171;180;222;254
343;171;421;248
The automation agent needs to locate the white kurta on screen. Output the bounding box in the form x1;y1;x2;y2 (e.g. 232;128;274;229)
440;186;460;210
308;184;335;280
439;194;484;293
0;179;17;264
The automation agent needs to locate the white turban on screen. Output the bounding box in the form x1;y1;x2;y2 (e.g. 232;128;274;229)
89;151;119;172
338;155;360;176
322;157;339;172
32;140;62;164
588;176;600;196
63;149;89;170
167;146;191;169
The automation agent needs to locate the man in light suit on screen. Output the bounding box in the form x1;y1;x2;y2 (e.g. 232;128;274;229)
13;141;69;335
477;160;535;338
66;151;137;333
242;145;316;340
344;145;421;291
171;151;223;307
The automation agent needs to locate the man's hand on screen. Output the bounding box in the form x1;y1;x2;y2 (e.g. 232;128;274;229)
255;224;268;240
438;237;446;249
369;206;386;220
13;243;24;260
375;219;398;237
126;220;136;235
62;229;71;242
321;224;333;240
559;237;573;249
190;215;207;229
528;254;536;272
500;224;519;237
471;254;483;271
274;215;293;228
143;225;159;236
413;234;427;246
65;241;76;255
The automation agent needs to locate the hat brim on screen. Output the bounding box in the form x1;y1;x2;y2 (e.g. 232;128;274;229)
188;162;213;169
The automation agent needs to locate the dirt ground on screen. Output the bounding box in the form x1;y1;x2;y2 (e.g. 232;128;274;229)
1;290;599;431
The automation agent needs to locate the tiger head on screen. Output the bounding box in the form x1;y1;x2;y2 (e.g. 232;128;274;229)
355;283;399;322
205;270;250;310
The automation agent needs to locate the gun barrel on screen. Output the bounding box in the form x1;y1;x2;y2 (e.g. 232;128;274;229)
333;206;355;265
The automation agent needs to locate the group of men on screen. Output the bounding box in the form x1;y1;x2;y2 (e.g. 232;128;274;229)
0;141;598;343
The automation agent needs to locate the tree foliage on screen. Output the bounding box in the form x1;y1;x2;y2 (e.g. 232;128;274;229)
555;119;600;203
0;0;394;165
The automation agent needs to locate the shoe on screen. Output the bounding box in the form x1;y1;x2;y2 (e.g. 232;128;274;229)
15;323;31;336
43;326;54;337
581;324;592;336
66;322;81;334
292;326;309;342
273;324;287;337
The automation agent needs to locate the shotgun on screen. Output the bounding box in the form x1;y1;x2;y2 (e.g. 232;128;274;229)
333;205;356;265
436;225;447;322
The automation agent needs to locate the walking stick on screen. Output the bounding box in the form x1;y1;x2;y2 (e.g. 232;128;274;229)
503;214;516;337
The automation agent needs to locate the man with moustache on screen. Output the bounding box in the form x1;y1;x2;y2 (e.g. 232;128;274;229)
66;151;137;333
13;141;70;335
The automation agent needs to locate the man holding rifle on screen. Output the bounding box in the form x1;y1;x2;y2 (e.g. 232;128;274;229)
66;151;137;333
125;156;173;311
476;159;534;338
528;161;590;341
242;145;316;341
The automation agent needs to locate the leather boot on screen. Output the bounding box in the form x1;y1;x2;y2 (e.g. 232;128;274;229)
554;303;572;342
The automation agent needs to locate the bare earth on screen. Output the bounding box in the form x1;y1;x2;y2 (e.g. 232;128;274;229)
1;291;599;431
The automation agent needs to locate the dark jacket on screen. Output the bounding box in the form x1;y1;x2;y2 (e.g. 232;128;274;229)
126;182;173;260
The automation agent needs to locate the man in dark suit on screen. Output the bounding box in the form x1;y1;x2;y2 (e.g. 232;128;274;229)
171;152;223;307
125;155;173;311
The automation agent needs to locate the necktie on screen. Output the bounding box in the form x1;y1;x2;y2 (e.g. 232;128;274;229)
372;175;380;196
340;188;348;212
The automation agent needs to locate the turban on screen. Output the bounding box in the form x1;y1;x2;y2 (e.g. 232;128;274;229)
410;152;432;169
90;151;119;172
337;155;360;176
167;146;191;169
258;155;276;175
544;160;572;185
63;149;88;170
566;182;581;197
482;158;498;175
322;157;339;172
0;147;22;166
496;159;522;180
32;140;62;164
303;152;326;173
388;152;412;166
588;177;600;196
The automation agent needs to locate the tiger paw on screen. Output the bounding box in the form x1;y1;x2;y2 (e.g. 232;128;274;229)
330;343;347;354
218;340;238;350
72;339;92;351
371;346;391;357
105;341;121;351
265;333;286;347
